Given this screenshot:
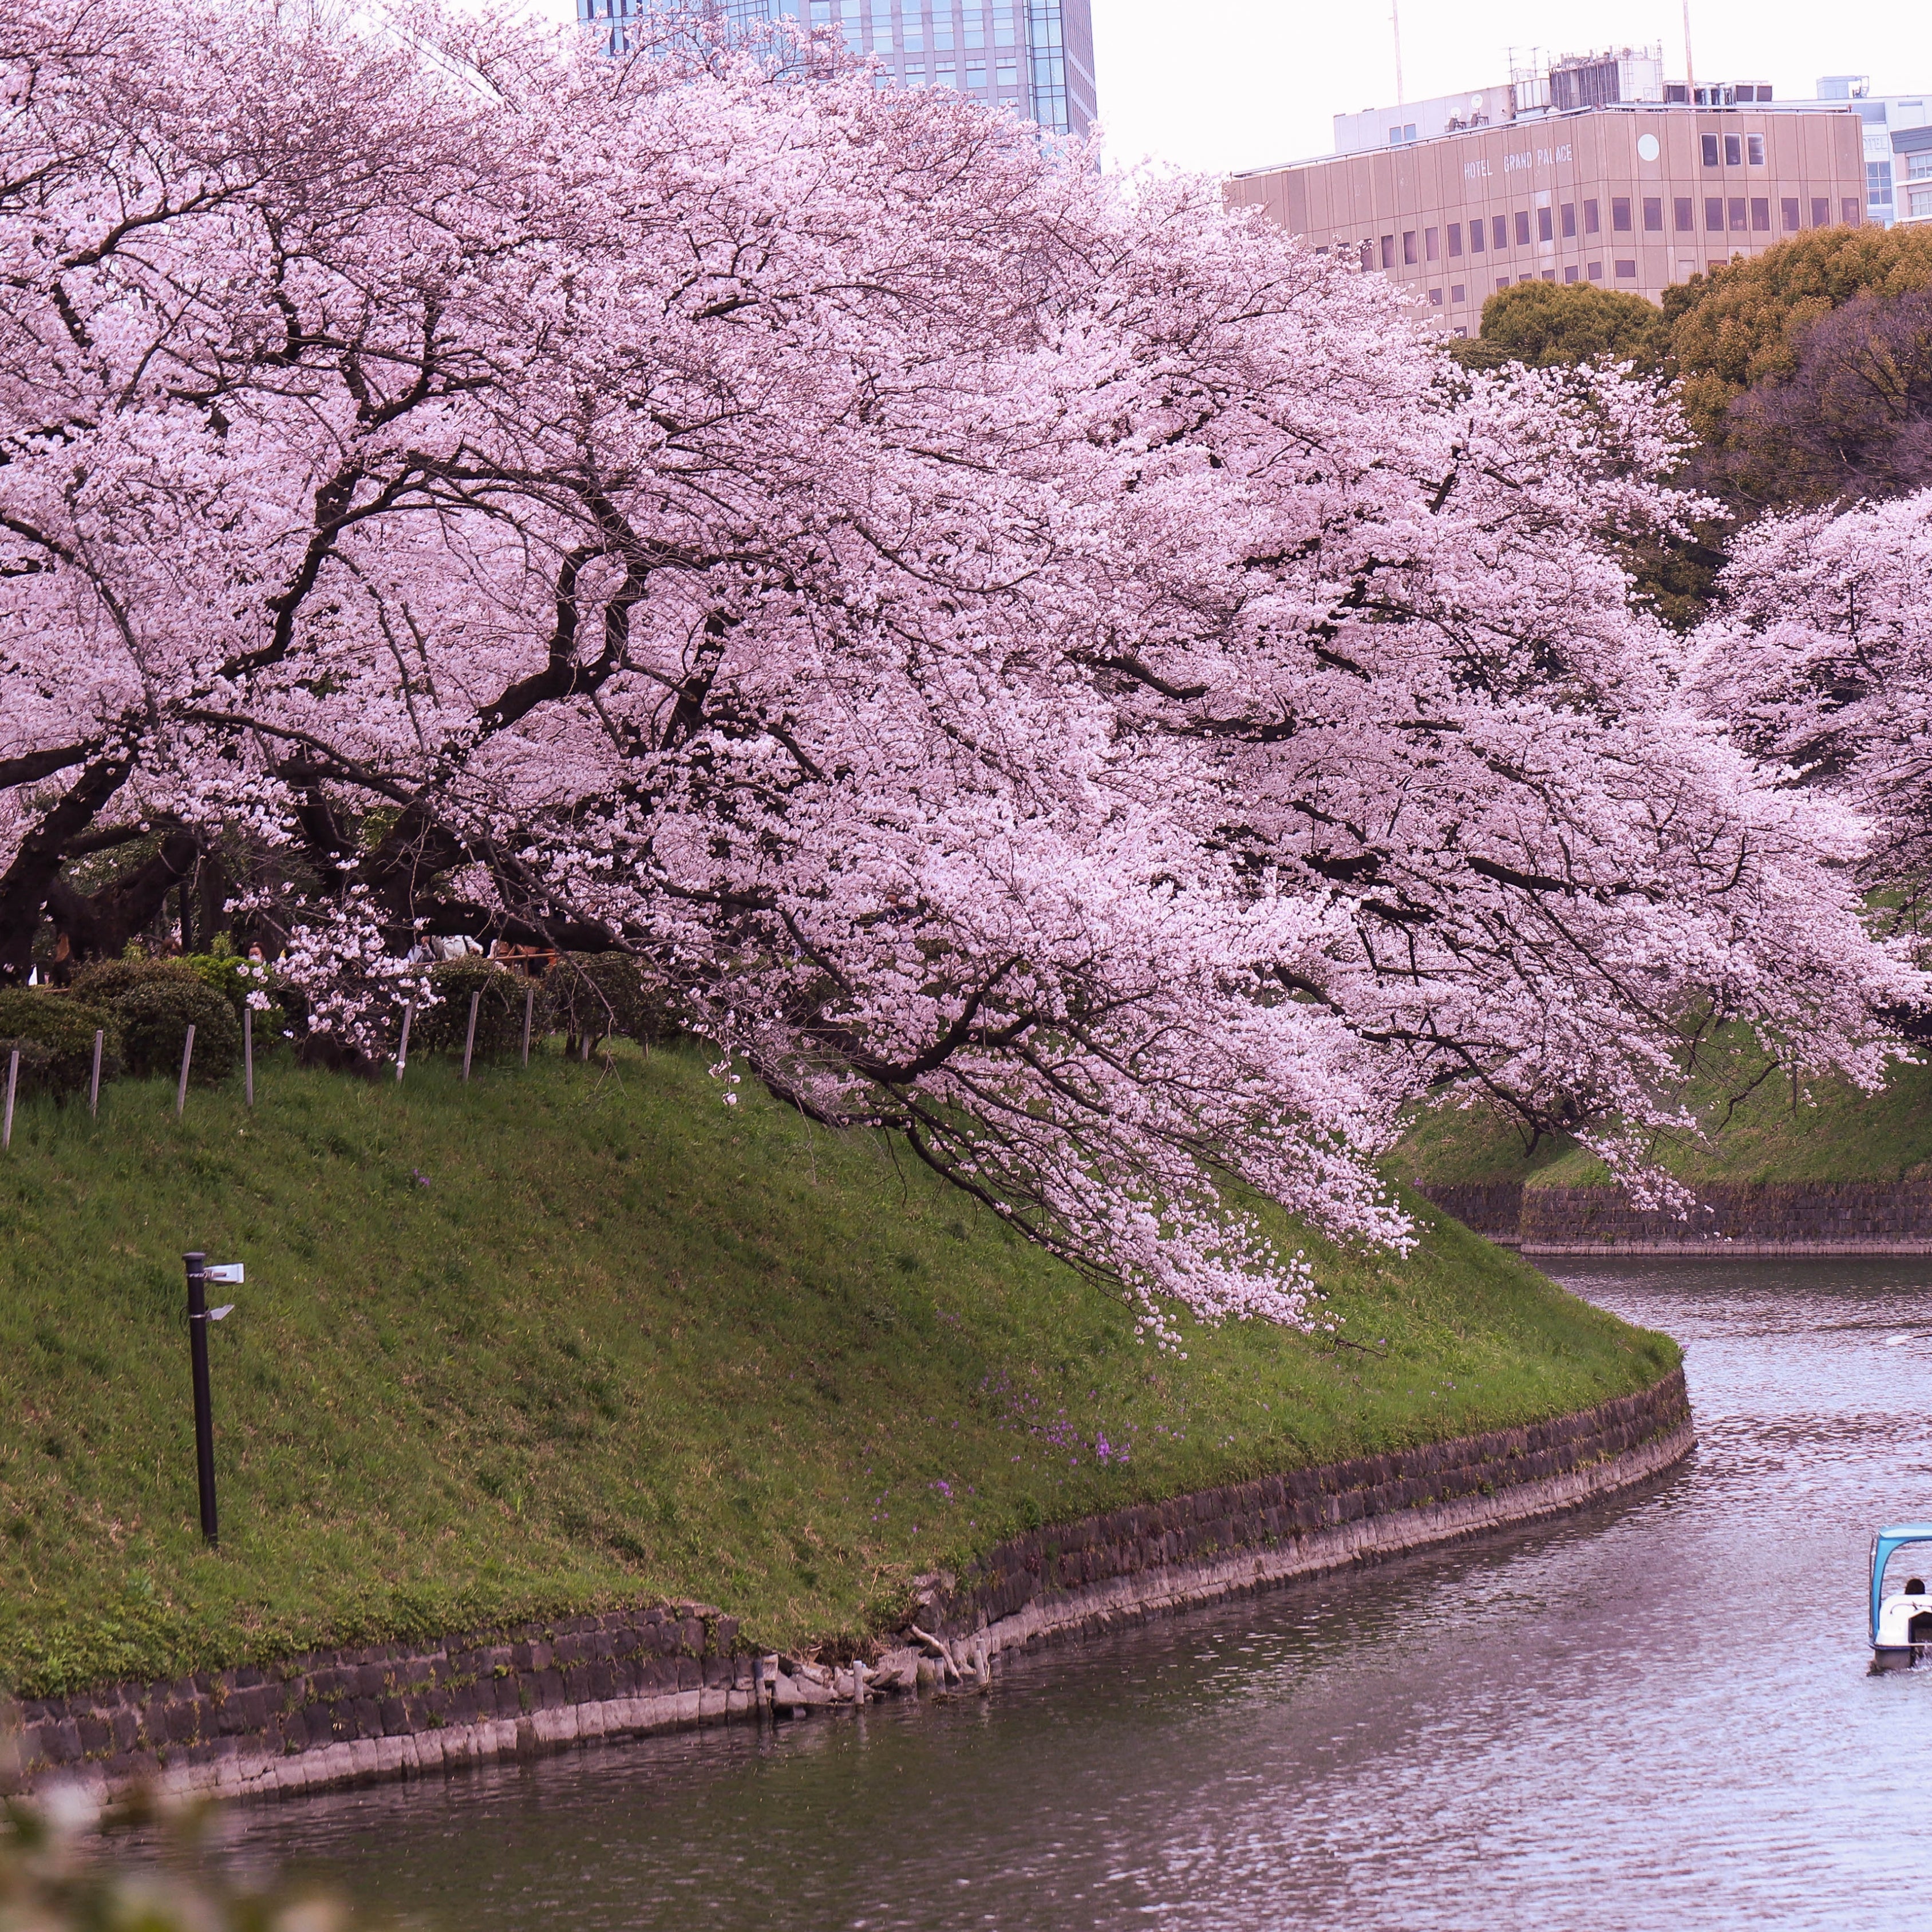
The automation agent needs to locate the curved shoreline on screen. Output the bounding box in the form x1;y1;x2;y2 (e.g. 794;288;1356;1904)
5;1370;1692;1807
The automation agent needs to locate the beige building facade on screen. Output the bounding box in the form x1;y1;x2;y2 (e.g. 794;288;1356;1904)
1227;105;1867;331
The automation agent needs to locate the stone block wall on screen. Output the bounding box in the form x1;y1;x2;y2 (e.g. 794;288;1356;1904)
1415;1180;1526;1239
929;1369;1689;1639
11;1603;744;1799
1517;1180;1932;1251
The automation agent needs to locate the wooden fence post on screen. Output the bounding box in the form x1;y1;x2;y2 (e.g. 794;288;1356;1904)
89;1029;102;1118
1;1048;15;1151
176;1024;195;1117
243;1006;254;1109
461;990;480;1081
396;1003;414;1082
521;984;534;1068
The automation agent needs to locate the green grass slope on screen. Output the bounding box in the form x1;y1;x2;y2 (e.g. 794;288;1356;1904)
1393;1036;1932;1195
0;1042;1676;1697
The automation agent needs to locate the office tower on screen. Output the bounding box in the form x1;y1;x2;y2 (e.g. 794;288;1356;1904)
578;0;1096;139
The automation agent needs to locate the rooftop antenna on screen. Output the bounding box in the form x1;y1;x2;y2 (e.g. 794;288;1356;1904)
1392;0;1404;104
1681;0;1695;99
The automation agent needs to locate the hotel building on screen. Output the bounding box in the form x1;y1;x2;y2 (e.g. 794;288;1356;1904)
1228;52;1867;331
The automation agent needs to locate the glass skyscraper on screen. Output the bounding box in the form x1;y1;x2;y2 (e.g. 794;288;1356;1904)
576;0;1096;139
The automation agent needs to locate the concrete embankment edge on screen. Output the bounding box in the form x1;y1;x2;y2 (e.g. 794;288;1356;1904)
6;1370;1692;1807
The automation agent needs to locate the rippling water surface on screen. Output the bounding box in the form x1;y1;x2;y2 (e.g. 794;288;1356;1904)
176;1259;1932;1929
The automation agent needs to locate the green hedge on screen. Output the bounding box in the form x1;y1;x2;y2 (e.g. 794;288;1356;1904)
543;951;680;1045
68;958;201;1008
113;980;240;1083
413;958;532;1059
0;990;120;1102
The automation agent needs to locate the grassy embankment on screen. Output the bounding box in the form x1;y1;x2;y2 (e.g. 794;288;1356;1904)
0;1040;1677;1698
1391;1032;1932;1196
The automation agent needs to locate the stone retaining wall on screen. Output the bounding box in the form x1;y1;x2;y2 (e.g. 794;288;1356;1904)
5;1369;1692;1808
1518;1180;1932;1253
1413;1181;1525;1241
1418;1177;1932;1253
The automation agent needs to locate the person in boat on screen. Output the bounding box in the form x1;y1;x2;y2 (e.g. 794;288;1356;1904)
1905;1579;1932;1645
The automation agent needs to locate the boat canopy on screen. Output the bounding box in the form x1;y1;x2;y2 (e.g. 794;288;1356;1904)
1871;1524;1932;1641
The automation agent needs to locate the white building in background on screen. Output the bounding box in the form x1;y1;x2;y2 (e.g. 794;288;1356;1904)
1794;78;1930;226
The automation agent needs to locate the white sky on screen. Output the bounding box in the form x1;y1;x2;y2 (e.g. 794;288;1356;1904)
1089;0;1932;177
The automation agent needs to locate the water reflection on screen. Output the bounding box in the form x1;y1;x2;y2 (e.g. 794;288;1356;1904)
177;1259;1932;1930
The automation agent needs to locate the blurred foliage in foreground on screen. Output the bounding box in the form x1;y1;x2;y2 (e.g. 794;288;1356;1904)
0;1791;369;1932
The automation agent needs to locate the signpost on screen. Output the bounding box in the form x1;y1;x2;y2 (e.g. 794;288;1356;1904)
182;1253;239;1546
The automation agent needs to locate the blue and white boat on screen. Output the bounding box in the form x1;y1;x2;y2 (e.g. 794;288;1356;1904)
1871;1523;1932;1670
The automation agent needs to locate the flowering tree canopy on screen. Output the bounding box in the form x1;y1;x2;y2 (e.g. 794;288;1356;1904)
1;0;1919;1330
1691;489;1932;928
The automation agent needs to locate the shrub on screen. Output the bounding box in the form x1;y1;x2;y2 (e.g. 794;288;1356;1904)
181;949;276;1021
114;979;240;1083
413;957;530;1058
69;958;200;1008
0;990;121;1101
542;951;681;1045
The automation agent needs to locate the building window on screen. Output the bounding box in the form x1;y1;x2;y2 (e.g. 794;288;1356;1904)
1747;133;1766;165
1614;259;1638;278
1844;197;1863;225
1781;197;1800;230
1561;203;1576;238
934;64;955;86
1540;269;1555;282
1675;197;1694;231
1812;196;1831;227
1403;230;1417;265
1538;206;1553;242
1468;218;1484;254
1751;197;1770;230
995;62;1018;89
1913;185;1932;218
1704;196;1723;230
1728;196;1747;230
1583;200;1600;234
965;62;985;87
1514;210;1531;246
1496;275;1510;292
1587;260;1603;279
1564;264;1578;282
1612;197;1632;231
1492;215;1507;251
1380;234;1395;268
1450;284;1466;302
1448;223;1463;257
1361;240;1373;271
1429;288;1443;305
1519;274;1533;285
1643;197;1664;231
1425;227;1439;261
1701;133;1720;167
1912;153;1932;181
1869;161;1895;210
1724;134;1742;166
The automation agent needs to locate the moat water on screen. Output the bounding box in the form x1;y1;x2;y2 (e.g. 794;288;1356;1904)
169;1258;1932;1929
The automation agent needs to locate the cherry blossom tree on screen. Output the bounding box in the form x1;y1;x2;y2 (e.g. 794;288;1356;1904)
1690;489;1932;934
0;0;1920;1332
